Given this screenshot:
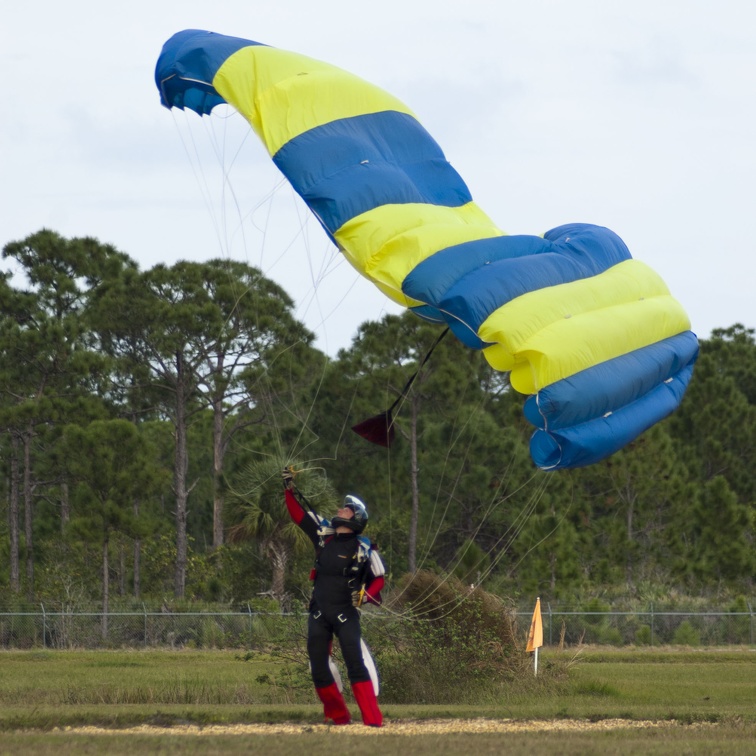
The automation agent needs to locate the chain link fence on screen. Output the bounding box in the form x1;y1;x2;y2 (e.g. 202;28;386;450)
0;604;753;649
0;607;302;650
512;604;756;647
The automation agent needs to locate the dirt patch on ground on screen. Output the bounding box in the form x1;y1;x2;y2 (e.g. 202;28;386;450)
59;718;714;736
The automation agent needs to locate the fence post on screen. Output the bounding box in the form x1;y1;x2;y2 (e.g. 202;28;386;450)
749;601;754;646
248;603;253;640
143;603;147;647
548;602;553;646
650;602;655;646
40;603;46;649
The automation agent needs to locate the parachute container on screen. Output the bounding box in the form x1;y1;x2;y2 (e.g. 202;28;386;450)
156;29;698;470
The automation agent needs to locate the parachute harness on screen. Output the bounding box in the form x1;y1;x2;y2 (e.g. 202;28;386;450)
286;466;382;604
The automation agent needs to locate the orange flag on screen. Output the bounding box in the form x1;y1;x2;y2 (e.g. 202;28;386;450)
525;597;543;652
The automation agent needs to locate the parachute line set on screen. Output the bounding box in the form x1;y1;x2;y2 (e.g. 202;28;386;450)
156;29;698;471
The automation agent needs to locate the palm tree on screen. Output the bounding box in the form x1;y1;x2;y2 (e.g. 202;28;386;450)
227;456;337;603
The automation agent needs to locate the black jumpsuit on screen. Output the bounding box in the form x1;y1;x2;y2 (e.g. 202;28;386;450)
284;488;384;688
308;531;371;686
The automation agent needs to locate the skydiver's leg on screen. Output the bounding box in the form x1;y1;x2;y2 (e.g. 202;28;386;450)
351;679;383;728
334;609;383;727
333;608;371;683
308;612;351;724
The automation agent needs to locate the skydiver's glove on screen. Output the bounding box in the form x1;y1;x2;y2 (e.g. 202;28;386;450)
282;468;294;489
351;590;363;608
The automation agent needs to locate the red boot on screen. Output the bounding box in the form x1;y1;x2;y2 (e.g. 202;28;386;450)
316;682;352;725
352;680;383;727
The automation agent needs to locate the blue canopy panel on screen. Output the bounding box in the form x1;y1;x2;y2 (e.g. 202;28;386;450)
529;358;696;469
403;235;549;347
273;112;473;235
525;330;698;469
402;224;632;349
523;330;699;430
155;30;260;114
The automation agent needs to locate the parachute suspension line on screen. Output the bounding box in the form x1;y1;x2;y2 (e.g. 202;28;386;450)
287;370;361;467
275;229;399;469
410;476;556;622
297;241;364;356
381;362;530;611
242;175;287;275
384;446;515;618
363;345;539;615
412;392;494;573
172;107;302;304
431;474;553;621
416;377;500;555
176;162;325;470
384;468;550;622
185;112;544;616
383;474;553;625
240;176;373;373
458;472;553;596
166;102;379;532
203;108;252;261
176;112;354;470
506;481;573;577
173;107;259;267
170;109;233;258
169;110;312;467
245;179;351;354
169;107;278;348
382;413;395;585
492;474;551;565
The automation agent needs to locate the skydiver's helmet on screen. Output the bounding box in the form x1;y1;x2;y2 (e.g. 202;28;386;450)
332;494;369;533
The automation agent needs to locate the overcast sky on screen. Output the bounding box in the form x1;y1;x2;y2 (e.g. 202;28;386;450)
3;1;754;355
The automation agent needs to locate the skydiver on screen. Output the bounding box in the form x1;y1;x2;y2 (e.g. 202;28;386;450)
282;468;385;727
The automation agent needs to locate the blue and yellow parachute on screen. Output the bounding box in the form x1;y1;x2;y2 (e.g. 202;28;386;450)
155;29;698;470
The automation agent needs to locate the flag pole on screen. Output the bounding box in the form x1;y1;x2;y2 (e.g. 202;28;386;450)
525;596;543;676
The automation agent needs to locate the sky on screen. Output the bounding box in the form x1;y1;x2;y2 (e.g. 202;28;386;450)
2;1;754;356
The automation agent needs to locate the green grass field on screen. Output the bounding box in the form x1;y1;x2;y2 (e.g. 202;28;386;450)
0;647;754;754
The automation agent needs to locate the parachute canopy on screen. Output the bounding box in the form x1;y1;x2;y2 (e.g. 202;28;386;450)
156;29;698;470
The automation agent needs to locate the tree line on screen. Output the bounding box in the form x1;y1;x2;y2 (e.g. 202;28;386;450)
1;230;753;613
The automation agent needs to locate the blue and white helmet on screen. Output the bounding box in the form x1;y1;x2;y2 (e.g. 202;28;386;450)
332;494;369;533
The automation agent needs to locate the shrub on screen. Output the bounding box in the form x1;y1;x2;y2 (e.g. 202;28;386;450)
634;624;652;645
597;626;624;646
673;620;701;647
366;570;529;704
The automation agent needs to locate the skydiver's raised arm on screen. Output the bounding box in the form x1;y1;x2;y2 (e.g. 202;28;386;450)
283;474;321;546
